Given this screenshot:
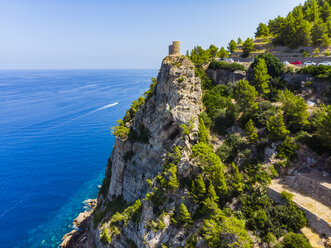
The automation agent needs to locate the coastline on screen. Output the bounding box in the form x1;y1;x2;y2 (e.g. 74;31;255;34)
60;199;97;248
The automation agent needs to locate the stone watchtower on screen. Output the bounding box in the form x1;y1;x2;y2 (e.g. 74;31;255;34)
169;41;180;55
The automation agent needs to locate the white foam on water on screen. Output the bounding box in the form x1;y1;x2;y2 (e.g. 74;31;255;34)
95;102;118;111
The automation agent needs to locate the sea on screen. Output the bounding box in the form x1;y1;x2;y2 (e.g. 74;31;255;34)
0;69;157;248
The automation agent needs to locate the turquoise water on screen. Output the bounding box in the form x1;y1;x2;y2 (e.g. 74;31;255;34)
0;69;156;247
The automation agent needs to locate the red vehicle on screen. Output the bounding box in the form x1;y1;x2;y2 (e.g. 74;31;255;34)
290;61;302;65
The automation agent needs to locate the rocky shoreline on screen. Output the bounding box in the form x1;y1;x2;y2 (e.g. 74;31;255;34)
60;199;97;248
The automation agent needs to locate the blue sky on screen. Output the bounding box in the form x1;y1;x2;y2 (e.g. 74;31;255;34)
0;0;305;69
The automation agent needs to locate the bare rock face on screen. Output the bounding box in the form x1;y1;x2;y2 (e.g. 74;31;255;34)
79;55;203;248
107;55;202;204
206;68;246;85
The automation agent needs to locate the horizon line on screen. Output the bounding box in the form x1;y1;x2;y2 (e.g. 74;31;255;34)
0;68;159;71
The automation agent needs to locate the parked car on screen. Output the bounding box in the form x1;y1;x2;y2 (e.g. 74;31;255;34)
304;61;316;66
224;58;234;62
318;61;331;66
283;61;290;65
290;61;302;65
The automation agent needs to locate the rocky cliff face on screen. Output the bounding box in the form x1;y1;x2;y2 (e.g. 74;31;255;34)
107;55;202;204
206;68;246;85
82;55;203;248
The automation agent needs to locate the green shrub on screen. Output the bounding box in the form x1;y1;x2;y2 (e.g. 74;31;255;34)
180;120;194;136
251;53;285;78
298;65;331;80
242;38;254;57
310;104;331;150
150;188;166;207
266;110;290;141
217;143;232;162
111;120;130;139
191;142;228;197
171;203;192;226
276;136;298;160
282;232;312;248
201;216;253;248
159;164;179;191
264;232;277;243
144;77;157;102
110;199;142;226
195;66;215;90
191;175;206;203
279;89;309;132
209;61;245;71
216;134;247;163
199;112;212;129
198;117;209;143
213;105;240;135
234;80;258;111
245;119;258;143
100;228;112;245
185;234;198;248
203;86;231;119
281;191;294;202
241;101;277;128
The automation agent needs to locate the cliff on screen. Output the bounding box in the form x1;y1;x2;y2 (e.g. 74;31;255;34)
61;51;331;248
61;54;204;247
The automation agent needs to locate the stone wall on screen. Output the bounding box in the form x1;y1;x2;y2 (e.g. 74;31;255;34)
285;174;331;207
169;41;180;55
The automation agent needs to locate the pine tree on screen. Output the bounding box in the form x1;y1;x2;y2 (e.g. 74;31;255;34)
228;40;237;53
212;164;228;197
255;23;270;37
320;1;331;22
178;203;192;224
167;164;179;191
206;180;219;203
207;44;219;58
252;58;271;96
304;0;321;23
191;175;206;202
198;117;209;143
242;38;254;57
231;163;243;193
279;89;309;131
291;6;312;48
218;47;229;58
314;105;331;149
237;37;242;44
245;119;258;143
234;80;258;111
268;16;285;35
266;110;290;141
311;21;330;47
202;197;223;218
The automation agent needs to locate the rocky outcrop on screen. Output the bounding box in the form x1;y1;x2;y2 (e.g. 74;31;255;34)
206;68;246;85
80;54;203;248
60;199;97;248
107;55;202;204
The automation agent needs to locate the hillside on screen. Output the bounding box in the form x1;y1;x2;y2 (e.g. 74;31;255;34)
60;1;331;248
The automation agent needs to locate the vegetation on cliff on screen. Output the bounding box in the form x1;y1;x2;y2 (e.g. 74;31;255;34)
92;1;330;247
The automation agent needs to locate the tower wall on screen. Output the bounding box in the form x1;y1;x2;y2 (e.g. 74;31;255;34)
172;41;180;54
168;41;180;55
